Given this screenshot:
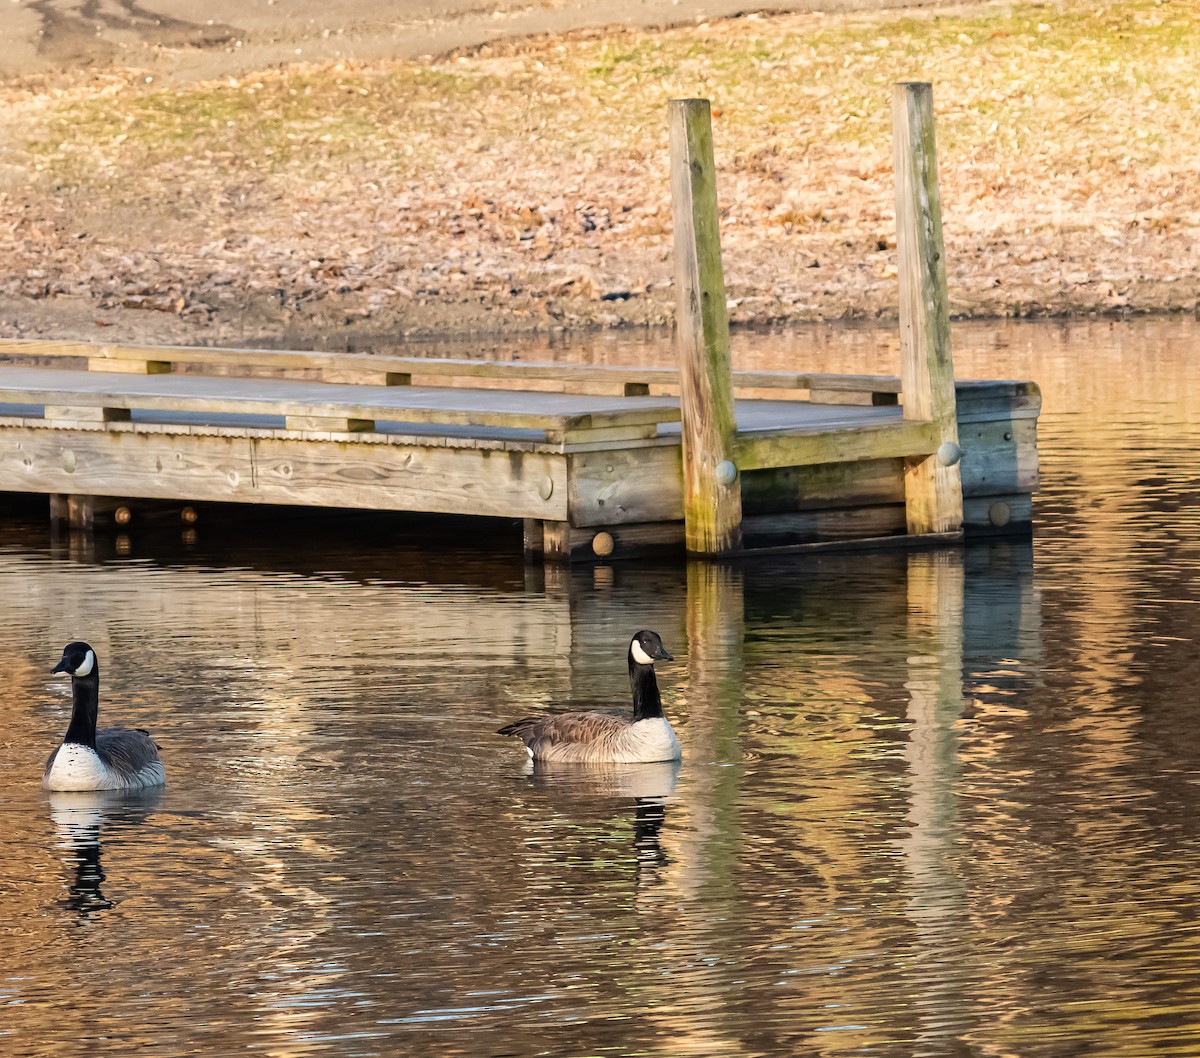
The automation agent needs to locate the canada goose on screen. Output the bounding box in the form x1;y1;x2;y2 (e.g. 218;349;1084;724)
498;630;681;764
43;642;167;792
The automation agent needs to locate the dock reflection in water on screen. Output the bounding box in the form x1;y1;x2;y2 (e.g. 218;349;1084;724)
1;317;1200;1056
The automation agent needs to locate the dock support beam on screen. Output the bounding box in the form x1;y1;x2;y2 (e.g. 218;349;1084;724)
893;82;963;535
669;98;743;557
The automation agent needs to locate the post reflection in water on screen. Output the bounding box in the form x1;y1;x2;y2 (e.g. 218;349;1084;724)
902;550;972;1053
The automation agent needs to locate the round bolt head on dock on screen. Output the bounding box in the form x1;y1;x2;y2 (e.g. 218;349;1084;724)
936;441;963;467
715;460;738;485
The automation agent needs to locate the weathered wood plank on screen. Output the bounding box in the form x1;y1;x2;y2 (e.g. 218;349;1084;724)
567;445;684;527
894;80;963;535
962;493;1033;533
44;405;131;424
740;414;1035;514
740;458;904;513
543;518;685;561
0;340;1042;419
321;369;411;387
733;418;941;472
0;366;681;437
669;97;742;555
807;388;899;406
958;418;1038;496
545;423;659;446
743;505;907;544
0;425;570;520
89;358;172;375
285;415;375;434
955;380;1042;422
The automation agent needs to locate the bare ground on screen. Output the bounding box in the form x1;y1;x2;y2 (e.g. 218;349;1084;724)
0;0;1197;348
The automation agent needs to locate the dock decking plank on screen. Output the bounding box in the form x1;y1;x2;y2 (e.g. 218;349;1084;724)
0;366;682;436
0;339;913;398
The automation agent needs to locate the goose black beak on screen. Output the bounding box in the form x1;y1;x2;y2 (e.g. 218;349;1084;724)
51;659;69;674
657;647;674;662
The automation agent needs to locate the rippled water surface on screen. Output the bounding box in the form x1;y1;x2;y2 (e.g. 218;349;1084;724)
4;316;1200;1057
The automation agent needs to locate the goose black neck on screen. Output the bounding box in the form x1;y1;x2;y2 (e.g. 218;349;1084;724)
629;658;663;720
63;671;99;748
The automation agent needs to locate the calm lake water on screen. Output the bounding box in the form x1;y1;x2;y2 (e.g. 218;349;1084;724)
3;315;1200;1056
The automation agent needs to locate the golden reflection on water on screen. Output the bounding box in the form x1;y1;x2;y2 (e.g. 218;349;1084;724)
3;318;1200;1055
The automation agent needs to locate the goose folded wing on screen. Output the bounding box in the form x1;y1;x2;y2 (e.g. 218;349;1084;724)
95;727;162;773
499;711;629;751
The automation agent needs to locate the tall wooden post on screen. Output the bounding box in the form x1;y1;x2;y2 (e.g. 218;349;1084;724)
893;82;963;535
669;98;743;556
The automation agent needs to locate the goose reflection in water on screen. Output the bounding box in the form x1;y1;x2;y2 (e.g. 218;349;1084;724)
47;789;163;916
524;758;681;882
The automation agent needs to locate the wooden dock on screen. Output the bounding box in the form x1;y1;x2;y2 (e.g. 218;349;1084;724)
0;338;1039;560
0;84;1041;561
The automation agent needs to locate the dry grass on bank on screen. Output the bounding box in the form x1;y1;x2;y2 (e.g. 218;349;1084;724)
1;0;1198;343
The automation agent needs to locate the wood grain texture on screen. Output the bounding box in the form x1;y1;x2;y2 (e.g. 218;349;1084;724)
669;98;742;555
743;505;907;544
285;415;375;434
0;339;1042;416
733;418;941;472
0;426;570;520
958;418;1038;496
893;81;963;535
807;388;899;406
740;458;905;513
43;405;131;424
0;366;680;438
320;369;411;386
88;358;171;375
567;445;684;527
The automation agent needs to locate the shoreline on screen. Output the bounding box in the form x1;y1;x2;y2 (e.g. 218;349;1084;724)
2;1;1197;350
2;285;1196;355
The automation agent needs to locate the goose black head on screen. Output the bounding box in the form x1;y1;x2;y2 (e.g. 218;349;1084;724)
629;630;673;666
53;642;97;679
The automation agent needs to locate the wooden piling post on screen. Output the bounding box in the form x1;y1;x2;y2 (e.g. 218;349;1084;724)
669;98;743;556
893;82;963;535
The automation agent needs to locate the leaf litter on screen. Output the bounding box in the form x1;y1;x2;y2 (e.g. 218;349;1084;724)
0;0;1197;345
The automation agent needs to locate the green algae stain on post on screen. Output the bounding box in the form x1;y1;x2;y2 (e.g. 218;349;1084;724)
668;98;743;556
892;81;963;535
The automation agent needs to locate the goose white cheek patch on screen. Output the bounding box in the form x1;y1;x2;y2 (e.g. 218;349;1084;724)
73;650;95;677
630;640;655;665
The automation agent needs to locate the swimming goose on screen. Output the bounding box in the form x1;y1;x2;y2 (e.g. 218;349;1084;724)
43;642;167;792
498;630;681;764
